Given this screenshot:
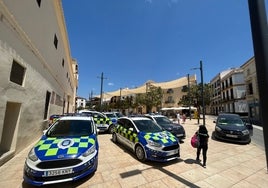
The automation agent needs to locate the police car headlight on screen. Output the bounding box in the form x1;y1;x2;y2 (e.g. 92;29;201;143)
147;139;162;147
242;129;249;135
28;148;38;162
83;145;96;157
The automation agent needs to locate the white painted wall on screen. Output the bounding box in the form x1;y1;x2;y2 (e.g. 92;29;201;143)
0;0;77;164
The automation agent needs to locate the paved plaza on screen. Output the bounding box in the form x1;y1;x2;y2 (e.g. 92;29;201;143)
0;115;267;188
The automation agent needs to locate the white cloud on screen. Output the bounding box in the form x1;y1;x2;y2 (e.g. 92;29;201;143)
108;82;114;86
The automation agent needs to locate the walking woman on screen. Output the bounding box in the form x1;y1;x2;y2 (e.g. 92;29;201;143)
196;125;209;167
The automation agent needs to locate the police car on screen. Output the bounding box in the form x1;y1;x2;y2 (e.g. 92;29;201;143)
144;114;186;141
103;111;123;124
78;110;114;133
112;116;180;162
23;116;99;186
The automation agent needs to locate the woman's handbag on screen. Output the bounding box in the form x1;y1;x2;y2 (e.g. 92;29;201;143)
191;133;200;148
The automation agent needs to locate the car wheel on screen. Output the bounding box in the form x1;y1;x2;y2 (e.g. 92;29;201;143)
135;145;145;161
108;124;115;134
112;133;117;143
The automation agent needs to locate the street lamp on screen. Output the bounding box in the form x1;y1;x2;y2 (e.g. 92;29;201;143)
191;60;205;126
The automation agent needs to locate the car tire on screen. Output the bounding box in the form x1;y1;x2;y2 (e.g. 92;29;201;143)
112;133;117;143
108;124;115;134
135;145;145;161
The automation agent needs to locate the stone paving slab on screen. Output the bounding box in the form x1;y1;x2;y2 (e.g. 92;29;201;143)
0;115;267;188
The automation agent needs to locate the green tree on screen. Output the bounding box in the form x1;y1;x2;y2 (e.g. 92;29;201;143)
178;83;212;112
145;85;163;113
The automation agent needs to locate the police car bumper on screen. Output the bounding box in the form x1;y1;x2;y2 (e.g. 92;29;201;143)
23;154;98;186
145;145;180;162
96;125;109;132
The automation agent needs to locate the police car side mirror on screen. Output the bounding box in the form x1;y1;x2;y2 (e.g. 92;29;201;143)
43;130;47;135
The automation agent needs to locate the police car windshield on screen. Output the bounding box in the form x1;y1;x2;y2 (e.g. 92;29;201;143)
47;120;93;137
134;119;163;133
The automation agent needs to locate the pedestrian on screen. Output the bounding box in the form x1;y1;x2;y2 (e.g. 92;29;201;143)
177;112;181;124
182;113;186;124
196;125;209;168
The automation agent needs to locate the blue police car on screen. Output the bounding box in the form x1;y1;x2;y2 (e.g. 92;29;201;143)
112;116;180;162
23;116;99;186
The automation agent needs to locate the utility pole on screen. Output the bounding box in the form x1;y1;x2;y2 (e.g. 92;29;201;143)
89;90;93;109
119;88;122;112
187;74;192;120
248;0;268;171
97;72;107;112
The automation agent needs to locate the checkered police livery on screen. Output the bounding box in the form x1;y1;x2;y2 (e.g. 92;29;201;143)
116;125;139;143
112;116;180;162
143;131;177;144
79;110;115;133
35;136;95;160
23;116;99;186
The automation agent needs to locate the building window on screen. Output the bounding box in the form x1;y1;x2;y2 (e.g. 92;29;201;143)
167;96;174;103
62;59;64;67
44;91;51;119
229;77;233;86
10;60;26;86
167;88;174;94
54;34;58;49
248;83;253;95
247;69;250;76
181;85;188;92
230;88;234;99
36;0;41;7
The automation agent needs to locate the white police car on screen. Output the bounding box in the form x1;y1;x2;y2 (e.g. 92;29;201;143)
23;116;99;186
78;110;114;133
112;116;180;162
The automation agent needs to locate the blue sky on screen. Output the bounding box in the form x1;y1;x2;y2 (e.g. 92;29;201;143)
62;0;255;99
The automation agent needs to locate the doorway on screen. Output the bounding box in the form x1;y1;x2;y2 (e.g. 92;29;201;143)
0;102;21;158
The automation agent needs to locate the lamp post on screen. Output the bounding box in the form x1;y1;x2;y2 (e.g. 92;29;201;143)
191;60;205;126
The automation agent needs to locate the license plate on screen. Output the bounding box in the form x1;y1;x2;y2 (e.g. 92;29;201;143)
44;168;73;177
176;134;183;137
226;134;238;138
167;149;178;156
